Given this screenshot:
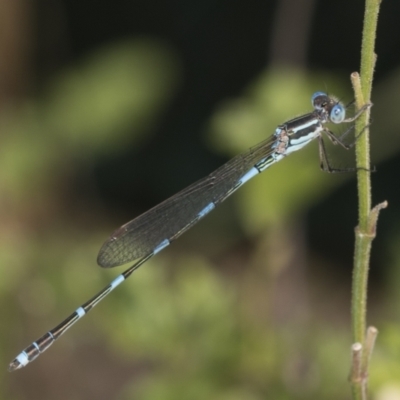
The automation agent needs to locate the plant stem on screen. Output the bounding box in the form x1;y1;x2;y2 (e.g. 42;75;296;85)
350;1;384;399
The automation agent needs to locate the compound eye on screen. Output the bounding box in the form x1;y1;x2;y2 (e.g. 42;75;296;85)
311;91;327;108
330;103;345;124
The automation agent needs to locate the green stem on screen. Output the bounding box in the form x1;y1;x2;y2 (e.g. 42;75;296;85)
352;0;380;345
350;1;383;399
355;0;381;229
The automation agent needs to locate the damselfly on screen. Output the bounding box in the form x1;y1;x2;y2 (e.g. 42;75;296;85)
9;91;370;371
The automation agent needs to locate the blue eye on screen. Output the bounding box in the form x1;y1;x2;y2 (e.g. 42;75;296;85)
311;91;327;107
330;103;345;123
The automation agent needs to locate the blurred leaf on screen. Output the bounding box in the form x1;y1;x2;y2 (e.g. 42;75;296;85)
43;39;181;153
0;39;180;203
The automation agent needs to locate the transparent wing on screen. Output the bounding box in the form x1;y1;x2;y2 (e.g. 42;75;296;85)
98;135;277;267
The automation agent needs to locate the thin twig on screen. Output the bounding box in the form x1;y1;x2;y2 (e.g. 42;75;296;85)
350;1;383;399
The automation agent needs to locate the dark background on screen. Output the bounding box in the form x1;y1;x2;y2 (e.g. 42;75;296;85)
2;1;400;399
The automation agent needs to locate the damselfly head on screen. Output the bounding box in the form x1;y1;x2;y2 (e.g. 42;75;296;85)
311;92;346;124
